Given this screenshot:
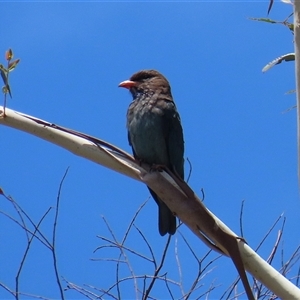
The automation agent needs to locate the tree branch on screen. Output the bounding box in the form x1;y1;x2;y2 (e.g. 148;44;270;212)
1;106;300;299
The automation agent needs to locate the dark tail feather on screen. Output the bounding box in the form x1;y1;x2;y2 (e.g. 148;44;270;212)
148;188;176;236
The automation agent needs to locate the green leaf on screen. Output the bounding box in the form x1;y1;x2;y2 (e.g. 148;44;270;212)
8;59;20;71
262;53;295;72
287;23;294;32
249;17;277;24
285;89;296;95
0;69;7;85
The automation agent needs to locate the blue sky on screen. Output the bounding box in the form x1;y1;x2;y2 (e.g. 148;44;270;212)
0;2;298;299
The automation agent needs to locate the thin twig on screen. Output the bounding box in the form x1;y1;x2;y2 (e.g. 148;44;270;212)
51;167;70;300
175;235;184;296
142;235;172;300
16;207;52;300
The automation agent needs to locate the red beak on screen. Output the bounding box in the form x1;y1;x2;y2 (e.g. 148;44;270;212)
118;80;136;89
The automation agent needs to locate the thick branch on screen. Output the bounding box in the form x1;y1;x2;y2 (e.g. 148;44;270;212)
1;106;300;299
295;1;300;184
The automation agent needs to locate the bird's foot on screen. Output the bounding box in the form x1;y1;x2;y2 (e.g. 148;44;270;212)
134;157;144;166
150;163;166;173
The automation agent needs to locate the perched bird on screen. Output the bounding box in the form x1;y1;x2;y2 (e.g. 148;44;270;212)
119;70;184;236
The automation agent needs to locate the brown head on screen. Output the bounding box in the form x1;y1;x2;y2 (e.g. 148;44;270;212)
118;70;172;100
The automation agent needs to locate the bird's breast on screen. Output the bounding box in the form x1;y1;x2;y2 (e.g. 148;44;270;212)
127;99;170;165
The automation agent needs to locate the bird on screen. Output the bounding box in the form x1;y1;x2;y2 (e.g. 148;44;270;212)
119;70;184;236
